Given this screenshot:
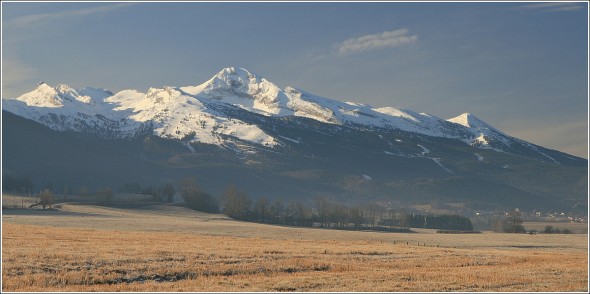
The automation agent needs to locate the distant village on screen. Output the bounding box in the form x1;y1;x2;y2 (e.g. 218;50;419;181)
473;209;586;224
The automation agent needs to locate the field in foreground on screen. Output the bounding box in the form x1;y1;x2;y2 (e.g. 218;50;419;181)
2;203;588;292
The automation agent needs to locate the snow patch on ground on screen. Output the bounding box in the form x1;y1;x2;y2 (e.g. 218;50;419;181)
278;135;301;144
474;134;489;145
417;144;430;156
539;152;559;164
431;158;453;174
185;143;195;153
518;141;560;165
313;129;333;136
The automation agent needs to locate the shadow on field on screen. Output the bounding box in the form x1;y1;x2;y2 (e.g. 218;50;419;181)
1;206;107;217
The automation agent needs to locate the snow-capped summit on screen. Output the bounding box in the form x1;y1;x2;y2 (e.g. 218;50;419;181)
448;113;492;129
181;67;293;116
7;82;113;108
18;82;64;107
447;113;509;149
209;67;259;88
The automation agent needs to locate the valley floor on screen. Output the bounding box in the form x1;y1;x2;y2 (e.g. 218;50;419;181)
2;203;588;292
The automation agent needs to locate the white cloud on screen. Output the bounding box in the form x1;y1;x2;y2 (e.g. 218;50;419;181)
5;3;134;29
335;28;418;56
517;2;584;12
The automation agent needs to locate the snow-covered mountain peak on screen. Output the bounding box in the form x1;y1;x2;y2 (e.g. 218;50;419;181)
12;82;63;107
206;67;264;92
214;66;257;80
182;67;291;116
6;82;114;108
36;81;55;92
446;113;511;149
447;113;491;129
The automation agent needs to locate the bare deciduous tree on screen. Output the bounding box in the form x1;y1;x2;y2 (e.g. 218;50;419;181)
39;189;53;210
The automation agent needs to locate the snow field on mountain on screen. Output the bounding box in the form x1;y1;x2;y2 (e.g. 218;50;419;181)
107;86;276;146
417;144;430;156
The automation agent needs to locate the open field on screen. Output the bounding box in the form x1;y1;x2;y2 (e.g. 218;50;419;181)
2;203;588;292
2;194;41;209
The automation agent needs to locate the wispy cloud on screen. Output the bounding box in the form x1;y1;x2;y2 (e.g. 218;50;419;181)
3;3;135;45
517;2;584;12
5;3;134;29
334;29;418;56
2;57;38;98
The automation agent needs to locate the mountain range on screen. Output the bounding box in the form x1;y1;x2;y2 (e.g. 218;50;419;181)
2;67;587;213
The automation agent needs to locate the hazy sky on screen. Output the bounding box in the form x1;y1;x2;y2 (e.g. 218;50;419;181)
2;2;588;158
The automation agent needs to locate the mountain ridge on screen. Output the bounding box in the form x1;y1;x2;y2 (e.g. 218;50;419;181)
3;67;582;165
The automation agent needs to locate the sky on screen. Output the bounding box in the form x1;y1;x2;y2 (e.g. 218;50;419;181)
2;1;588;158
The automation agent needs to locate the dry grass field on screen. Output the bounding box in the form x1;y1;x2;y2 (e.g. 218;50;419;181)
2;202;588;292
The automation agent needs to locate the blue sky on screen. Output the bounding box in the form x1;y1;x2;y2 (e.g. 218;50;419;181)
2;1;588;158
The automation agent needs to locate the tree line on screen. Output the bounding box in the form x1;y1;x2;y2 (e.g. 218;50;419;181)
209;184;474;232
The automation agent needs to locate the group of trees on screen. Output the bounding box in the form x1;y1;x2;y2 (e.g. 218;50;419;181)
180;178;218;213
118;182;176;202
220;184;251;219
491;210;527;233
543;225;573;234
149;184;176;202
213;185;474;232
